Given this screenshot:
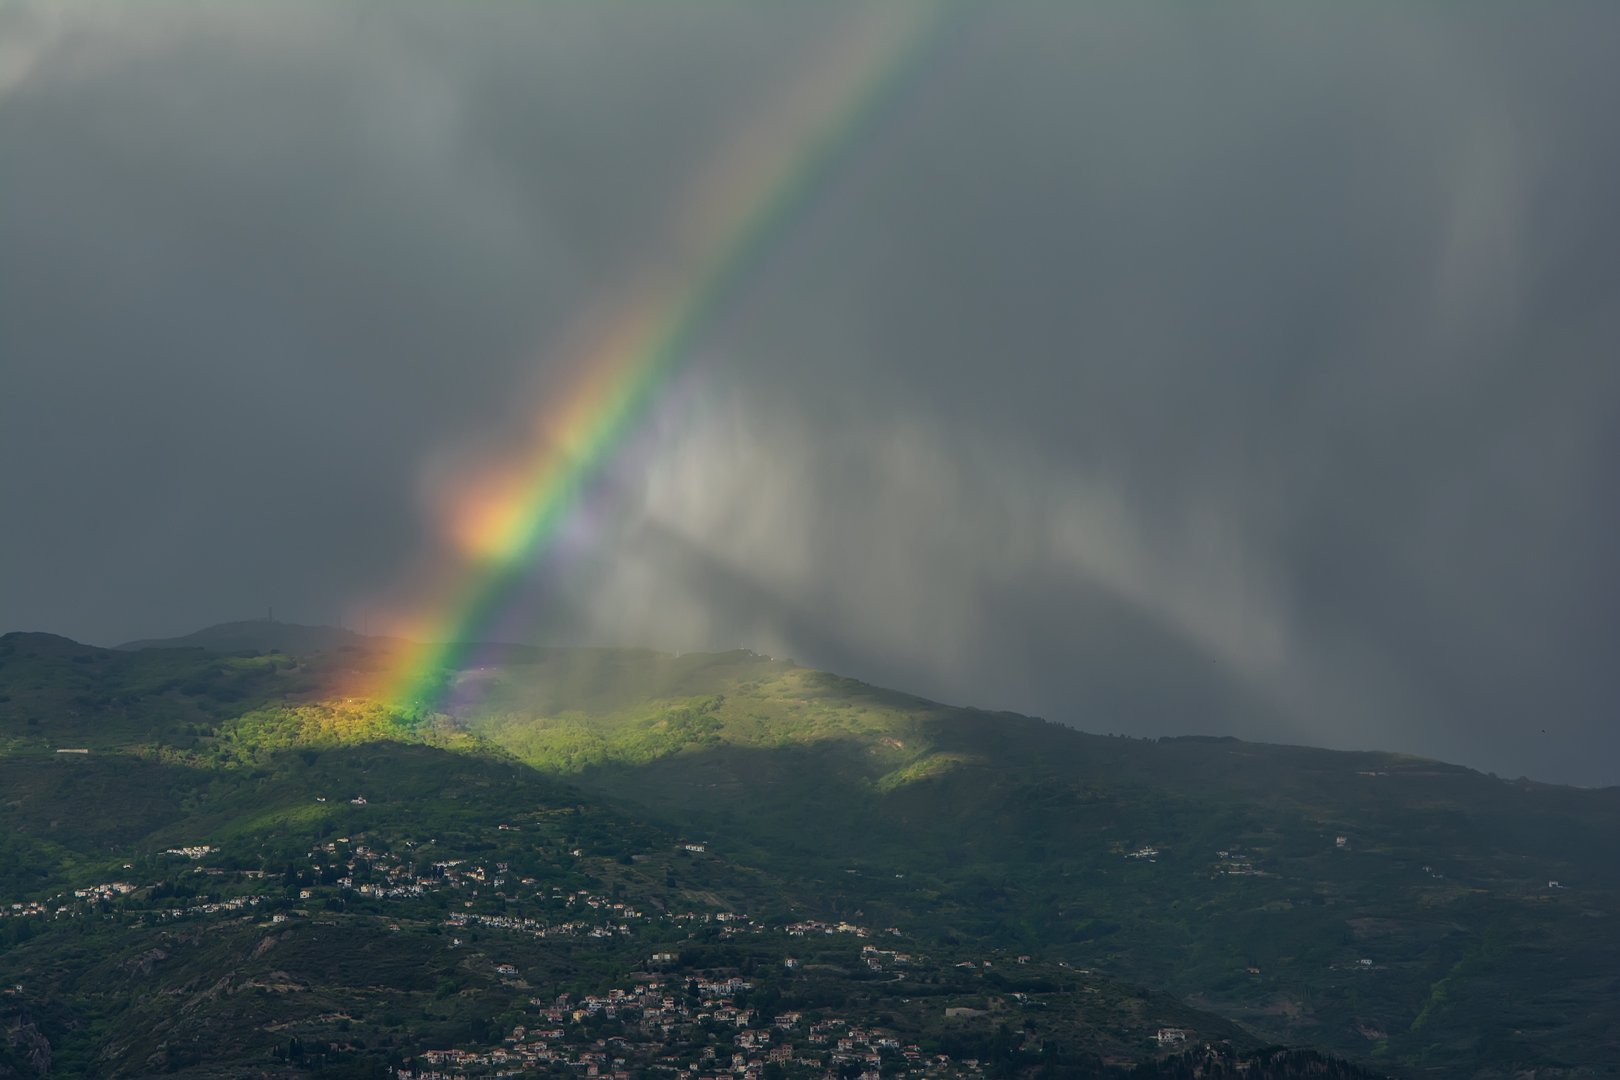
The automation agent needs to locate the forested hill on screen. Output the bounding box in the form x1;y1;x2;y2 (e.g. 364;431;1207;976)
2;627;1615;1077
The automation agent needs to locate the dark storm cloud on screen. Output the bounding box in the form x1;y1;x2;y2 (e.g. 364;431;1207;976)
3;3;1618;785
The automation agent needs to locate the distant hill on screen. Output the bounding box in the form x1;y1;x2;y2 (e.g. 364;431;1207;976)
117;619;374;655
0;631;106;659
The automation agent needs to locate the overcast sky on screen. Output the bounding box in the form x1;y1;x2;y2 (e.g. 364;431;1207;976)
4;2;1618;786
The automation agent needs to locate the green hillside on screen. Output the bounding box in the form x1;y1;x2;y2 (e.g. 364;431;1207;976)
439;651;1620;1074
3;628;1615;1077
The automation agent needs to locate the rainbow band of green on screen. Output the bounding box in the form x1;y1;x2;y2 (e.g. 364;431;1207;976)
385;5;960;714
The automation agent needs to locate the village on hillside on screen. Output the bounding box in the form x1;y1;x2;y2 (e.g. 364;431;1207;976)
2;818;1216;1077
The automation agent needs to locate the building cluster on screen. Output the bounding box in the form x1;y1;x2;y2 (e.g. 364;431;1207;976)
72;881;137;901
162;845;217;859
1211;849;1261;877
0;827;895;958
394;973;995;1080
859;943;915;971
784;919;893;938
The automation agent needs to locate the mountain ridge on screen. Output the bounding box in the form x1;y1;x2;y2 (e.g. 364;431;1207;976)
115;619;377;654
9;622;1616;795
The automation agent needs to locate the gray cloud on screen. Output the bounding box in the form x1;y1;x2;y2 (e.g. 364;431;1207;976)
3;2;1617;785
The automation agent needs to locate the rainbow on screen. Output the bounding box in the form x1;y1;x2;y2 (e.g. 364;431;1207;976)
369;4;957;714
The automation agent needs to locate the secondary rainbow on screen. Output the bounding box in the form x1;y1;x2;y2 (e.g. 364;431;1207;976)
371;5;955;714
